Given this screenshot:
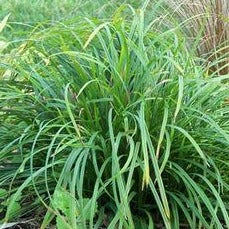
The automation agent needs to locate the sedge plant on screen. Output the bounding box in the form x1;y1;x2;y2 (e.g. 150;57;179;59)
0;3;229;229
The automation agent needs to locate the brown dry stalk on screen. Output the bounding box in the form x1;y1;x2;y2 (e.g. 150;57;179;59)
165;0;229;74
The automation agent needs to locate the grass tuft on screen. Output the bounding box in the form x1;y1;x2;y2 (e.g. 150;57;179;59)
0;1;229;228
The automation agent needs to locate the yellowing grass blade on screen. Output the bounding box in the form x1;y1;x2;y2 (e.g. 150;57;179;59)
0;14;10;33
83;22;109;49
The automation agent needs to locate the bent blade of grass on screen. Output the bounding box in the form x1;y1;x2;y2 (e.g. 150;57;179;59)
126;142;140;194
145;128;171;223
196;174;229;227
144;210;154;229
156;106;168;159
44;124;71;200
138;103;150;189
159;130;171;174
83;21;110;49
64;83;82;139
173;75;184;122
0;14;10;33
168;124;209;164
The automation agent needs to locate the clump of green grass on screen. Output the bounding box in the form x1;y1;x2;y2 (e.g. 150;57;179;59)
0;4;229;229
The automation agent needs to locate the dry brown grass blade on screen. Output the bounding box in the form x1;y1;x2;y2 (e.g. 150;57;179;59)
165;0;229;74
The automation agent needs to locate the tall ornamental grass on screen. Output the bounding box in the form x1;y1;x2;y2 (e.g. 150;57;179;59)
162;0;229;74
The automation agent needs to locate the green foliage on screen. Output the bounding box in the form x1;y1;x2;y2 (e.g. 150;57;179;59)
53;188;98;228
0;189;7;214
0;1;229;228
5;193;22;221
0;189;22;222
